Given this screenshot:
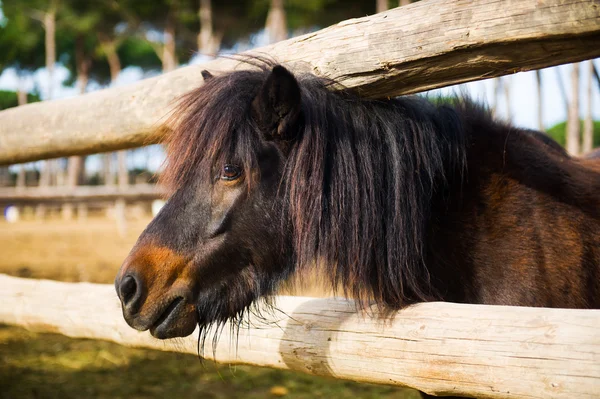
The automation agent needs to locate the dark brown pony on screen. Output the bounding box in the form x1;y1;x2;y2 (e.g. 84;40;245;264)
115;63;600;398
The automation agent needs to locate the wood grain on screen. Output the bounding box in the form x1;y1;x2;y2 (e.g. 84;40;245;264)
1;274;598;398
0;0;599;165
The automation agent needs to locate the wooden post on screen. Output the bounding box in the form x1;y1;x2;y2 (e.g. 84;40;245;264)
62;155;82;220
0;274;598;399
0;167;9;187
35;162;50;220
115;150;128;237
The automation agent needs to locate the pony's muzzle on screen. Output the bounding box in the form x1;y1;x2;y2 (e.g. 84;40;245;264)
115;246;199;339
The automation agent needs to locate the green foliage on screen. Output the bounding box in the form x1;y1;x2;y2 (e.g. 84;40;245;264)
112;0;197;66
546;120;600;148
118;36;162;72
0;90;40;110
248;0;373;32
0;1;45;72
0;0;420;91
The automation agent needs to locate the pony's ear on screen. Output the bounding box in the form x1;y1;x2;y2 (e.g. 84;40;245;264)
251;65;302;142
201;70;213;80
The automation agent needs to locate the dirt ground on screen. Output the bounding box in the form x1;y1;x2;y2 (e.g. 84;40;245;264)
0;217;148;283
0;217;419;398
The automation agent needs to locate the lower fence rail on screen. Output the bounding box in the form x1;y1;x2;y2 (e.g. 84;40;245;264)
0;274;598;398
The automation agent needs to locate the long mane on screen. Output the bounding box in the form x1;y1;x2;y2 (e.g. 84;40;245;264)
162;62;470;309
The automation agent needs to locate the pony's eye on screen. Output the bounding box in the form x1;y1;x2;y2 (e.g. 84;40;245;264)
221;164;242;181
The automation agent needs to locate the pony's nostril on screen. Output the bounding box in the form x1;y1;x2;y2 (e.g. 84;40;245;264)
119;275;138;306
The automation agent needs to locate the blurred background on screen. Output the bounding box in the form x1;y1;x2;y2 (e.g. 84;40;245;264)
0;0;598;398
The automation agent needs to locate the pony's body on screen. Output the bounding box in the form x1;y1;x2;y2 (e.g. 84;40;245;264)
424;109;600;308
115;64;600;398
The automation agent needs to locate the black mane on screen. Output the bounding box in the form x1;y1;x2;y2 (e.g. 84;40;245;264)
164;64;476;308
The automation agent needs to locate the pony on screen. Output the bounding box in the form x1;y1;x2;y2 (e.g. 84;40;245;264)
115;62;600;398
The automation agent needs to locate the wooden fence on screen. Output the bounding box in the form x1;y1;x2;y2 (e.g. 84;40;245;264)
0;0;599;165
2;275;599;399
0;0;599;397
0;184;164;205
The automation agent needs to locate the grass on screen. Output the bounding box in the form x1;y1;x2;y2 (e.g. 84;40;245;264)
0;325;419;399
0;216;420;398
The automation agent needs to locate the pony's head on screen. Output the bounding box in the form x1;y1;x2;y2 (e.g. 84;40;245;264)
115;63;455;340
115;65;301;339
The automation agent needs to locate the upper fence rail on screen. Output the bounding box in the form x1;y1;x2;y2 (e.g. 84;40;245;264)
0;0;599;165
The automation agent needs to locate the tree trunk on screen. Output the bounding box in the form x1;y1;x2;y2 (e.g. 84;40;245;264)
400;0;411;6
593;62;600;92
554;69;569;121
100;38;122;83
503;76;512;122
98;35;122;190
491;78;499;118
64;36;92;220
566;62;580;155
17;91;27;107
535;70;543;131
36;1;58;220
583;60;594;153
198;0;221;56
43;6;56;100
162;13;178;72
266;0;287;44
377;0;388;13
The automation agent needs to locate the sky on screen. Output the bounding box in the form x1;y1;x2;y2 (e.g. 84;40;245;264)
0;36;598;172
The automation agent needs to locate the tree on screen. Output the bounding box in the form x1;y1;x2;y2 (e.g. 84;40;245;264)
547;119;600;149
266;0;287;43
583;60;594;153
197;0;221;56
503;76;512;122
0;91;41;110
376;0;388;13
3;0;60;217
114;0;196;72
535;70;543;131
566;63;581;155
3;0;62;99
0;2;45;97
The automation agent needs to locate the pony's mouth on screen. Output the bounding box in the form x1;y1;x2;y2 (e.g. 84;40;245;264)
149;296;197;339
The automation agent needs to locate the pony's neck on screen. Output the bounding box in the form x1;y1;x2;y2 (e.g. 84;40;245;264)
286;88;469;308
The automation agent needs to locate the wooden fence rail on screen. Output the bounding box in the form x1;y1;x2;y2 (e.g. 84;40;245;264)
0;0;599;165
0;184;165;205
1;274;598;399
